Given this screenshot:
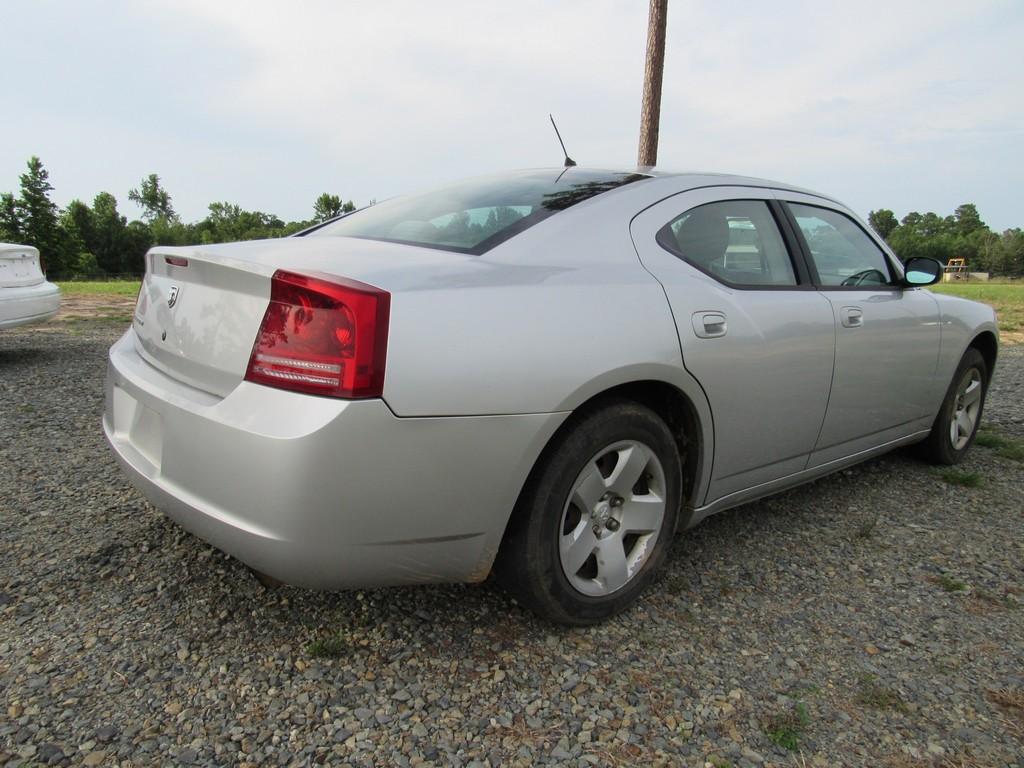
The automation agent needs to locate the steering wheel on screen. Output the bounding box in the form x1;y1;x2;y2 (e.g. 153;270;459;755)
841;269;887;287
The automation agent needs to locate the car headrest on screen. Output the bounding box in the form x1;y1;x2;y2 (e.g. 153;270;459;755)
674;207;730;265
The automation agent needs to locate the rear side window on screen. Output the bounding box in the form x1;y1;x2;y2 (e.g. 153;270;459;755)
788;204;894;287
309;169;648;254
657;200;798;287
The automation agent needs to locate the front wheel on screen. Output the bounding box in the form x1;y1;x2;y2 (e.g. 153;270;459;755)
919;348;988;465
496;401;682;625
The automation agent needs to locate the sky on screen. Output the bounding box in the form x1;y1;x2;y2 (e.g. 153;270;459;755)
2;0;1022;230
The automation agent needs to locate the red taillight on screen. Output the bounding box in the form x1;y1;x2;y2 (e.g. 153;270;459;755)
244;269;390;399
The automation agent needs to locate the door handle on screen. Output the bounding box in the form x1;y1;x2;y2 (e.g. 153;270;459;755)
840;306;863;328
692;311;727;339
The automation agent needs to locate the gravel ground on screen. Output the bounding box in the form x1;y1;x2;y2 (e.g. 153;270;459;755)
1;321;1022;768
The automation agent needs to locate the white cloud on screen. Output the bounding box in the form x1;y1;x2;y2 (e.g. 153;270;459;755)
159;1;647;172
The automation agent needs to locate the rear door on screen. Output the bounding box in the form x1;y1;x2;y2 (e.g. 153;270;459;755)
630;187;836;505
778;195;941;465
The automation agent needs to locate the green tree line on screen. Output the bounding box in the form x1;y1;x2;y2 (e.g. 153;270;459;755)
0;156;355;277
2;155;1021;278
868;203;1023;276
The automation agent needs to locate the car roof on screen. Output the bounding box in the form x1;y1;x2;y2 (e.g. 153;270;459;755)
645;169;823;194
516;166;845;208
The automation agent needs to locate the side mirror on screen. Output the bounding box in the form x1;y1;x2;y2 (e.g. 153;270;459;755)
902;257;943;287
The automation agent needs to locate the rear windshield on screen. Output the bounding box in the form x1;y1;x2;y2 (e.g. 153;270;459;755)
307;169;648;254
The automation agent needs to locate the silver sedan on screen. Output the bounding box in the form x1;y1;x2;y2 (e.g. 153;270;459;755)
103;169;998;624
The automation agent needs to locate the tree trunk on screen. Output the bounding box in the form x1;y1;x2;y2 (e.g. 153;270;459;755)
638;0;668;168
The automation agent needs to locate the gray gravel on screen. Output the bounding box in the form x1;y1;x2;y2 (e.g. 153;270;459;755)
2;321;1022;768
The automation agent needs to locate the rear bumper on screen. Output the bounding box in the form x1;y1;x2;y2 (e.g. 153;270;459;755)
103;330;565;588
0;281;61;329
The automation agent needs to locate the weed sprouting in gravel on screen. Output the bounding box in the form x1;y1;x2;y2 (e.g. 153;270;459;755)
856;674;909;713
306;634;350;659
935;468;984;488
930;573;967;592
975;429;1024;462
765;700;810;751
974;431;1000;447
972;588;1019;610
853;515;879;540
997;441;1024;462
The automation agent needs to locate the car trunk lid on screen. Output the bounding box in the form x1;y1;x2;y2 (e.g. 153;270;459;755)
133;236;469;397
0;243;46;288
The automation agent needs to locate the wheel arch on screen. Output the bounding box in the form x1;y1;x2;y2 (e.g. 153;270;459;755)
968;330;998;383
497;376;712;566
583;380;705;512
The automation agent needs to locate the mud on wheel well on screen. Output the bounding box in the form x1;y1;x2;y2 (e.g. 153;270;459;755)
969;331;998;384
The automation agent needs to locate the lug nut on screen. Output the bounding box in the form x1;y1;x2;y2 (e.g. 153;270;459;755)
606;518;621;532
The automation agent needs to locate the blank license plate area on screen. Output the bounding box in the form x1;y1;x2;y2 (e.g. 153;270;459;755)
111;385;163;470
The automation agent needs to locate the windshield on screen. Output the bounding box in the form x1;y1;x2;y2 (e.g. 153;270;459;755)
308;169;648;254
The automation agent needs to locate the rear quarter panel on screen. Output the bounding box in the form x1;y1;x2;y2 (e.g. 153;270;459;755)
381;197;692;418
379;197;718;516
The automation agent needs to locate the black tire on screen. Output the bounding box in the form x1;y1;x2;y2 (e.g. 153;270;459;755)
918;347;987;465
496;400;682;625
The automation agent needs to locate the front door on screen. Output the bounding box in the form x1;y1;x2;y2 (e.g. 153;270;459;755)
780;196;942;466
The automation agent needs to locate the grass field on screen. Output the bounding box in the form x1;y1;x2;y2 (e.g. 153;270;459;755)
56;280;141;297
930;281;1023;334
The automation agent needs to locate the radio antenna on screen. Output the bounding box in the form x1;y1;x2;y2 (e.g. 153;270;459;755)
549;114;577;168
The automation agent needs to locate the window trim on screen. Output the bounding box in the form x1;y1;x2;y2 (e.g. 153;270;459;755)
655;198;813;291
307;170;650;255
779;201;902;292
343;207;556;255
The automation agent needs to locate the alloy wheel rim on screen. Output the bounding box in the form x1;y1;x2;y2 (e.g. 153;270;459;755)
949;368;983;450
558;440;667;597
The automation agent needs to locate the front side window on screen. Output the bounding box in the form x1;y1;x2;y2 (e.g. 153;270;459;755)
308;169;648;254
789;204;894;287
657;200;798;287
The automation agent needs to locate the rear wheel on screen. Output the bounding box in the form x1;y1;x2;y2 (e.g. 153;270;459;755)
497;401;682;625
919;348;987;465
